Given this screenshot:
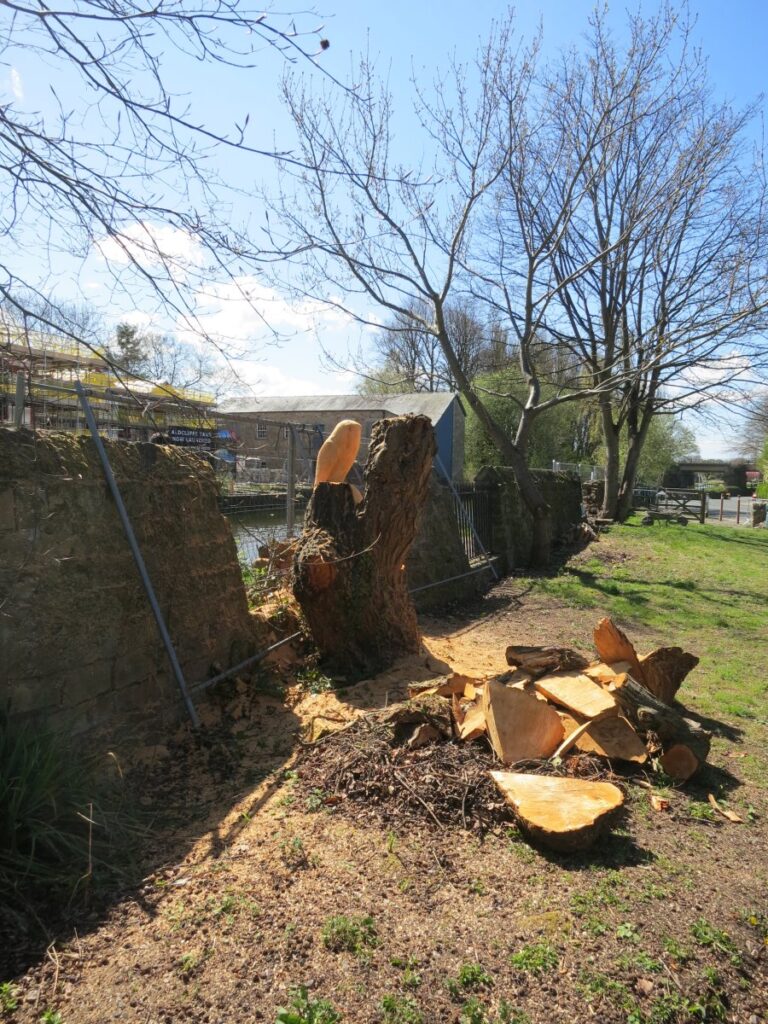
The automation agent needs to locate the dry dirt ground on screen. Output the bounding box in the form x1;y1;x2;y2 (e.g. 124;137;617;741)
3;543;767;1024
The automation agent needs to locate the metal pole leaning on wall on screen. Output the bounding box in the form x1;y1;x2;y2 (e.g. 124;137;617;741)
286;424;296;538
434;455;499;580
75;381;201;729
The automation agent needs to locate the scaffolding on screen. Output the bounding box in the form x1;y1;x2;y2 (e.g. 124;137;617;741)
1;325;216;439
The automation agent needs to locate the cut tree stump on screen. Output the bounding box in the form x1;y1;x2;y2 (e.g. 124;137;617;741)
490;772;625;852
293;414;436;677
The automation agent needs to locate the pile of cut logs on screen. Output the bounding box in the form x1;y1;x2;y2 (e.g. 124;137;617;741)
411;617;709;852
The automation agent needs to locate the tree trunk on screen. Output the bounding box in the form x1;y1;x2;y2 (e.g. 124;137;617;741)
616;409;653;522
601;403;620;519
293;414;436;678
434;316;553;567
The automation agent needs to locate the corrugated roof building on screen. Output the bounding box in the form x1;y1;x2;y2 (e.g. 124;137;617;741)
218;392;466;481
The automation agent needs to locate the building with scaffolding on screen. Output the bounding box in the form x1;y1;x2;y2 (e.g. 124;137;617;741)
1;325;217;441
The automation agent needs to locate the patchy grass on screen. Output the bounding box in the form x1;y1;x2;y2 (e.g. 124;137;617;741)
509;942;559;975
538;519;768;737
321;914;378;956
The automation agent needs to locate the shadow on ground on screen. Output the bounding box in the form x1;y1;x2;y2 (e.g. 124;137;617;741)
0;644;447;980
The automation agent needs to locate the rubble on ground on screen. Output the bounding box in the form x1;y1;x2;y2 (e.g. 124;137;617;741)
298;617;711;853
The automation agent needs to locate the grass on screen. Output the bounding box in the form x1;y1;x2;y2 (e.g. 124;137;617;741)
7;517;768;1024
0;711;140;924
446;963;494;1000
321;914;378;956
380;994;423;1023
0;983;18;1014
534;519;768;731
509;941;558;975
275;986;341;1024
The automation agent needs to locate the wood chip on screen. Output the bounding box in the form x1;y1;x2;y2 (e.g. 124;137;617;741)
649;793;670;812
707;793;743;823
457;702;486;742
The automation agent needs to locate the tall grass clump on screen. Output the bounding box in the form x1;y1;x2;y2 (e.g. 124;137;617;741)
0;709;140;929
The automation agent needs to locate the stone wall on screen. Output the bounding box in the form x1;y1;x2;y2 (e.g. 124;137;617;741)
475;467;583;572
406;477;484;610
1;429;256;737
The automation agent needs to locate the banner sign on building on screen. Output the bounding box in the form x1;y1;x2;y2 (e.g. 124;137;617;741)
168;426;214;448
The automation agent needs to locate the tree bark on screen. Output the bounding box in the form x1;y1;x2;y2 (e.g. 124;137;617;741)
601;402;620;519
616;405;653;522
612;675;711;764
293;414;436;678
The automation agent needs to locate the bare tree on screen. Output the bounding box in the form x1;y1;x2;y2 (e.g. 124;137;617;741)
542;7;768;519
267;24;605;564
0;1;329;374
268;15;658;561
358;298;490;394
733;391;768;462
109;322;234;398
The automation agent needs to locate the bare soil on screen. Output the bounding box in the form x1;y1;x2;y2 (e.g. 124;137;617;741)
3;550;767;1024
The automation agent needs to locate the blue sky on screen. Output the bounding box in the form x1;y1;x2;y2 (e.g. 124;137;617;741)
4;1;767;456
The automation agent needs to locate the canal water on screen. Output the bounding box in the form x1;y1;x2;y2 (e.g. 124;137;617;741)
226;505;307;563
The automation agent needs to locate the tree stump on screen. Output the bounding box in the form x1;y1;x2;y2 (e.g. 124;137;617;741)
293;415;436;678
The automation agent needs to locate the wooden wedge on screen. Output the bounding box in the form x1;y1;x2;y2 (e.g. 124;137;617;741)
534;671;618;719
593;618;644;681
556;709;647;764
576;715;648;764
637;647;699;704
584;661;633;686
482;679;563;763
313;419;362;486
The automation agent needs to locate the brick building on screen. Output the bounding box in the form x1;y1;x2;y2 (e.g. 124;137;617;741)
217;392;466;482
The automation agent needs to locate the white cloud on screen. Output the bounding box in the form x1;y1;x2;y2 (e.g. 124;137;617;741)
94;221;203;273
221;359;354;398
117;309;155;330
10;68;23;101
182;276;355;346
667;351;754;407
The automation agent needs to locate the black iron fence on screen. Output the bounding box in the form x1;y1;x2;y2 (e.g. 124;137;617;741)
452;484;494;562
